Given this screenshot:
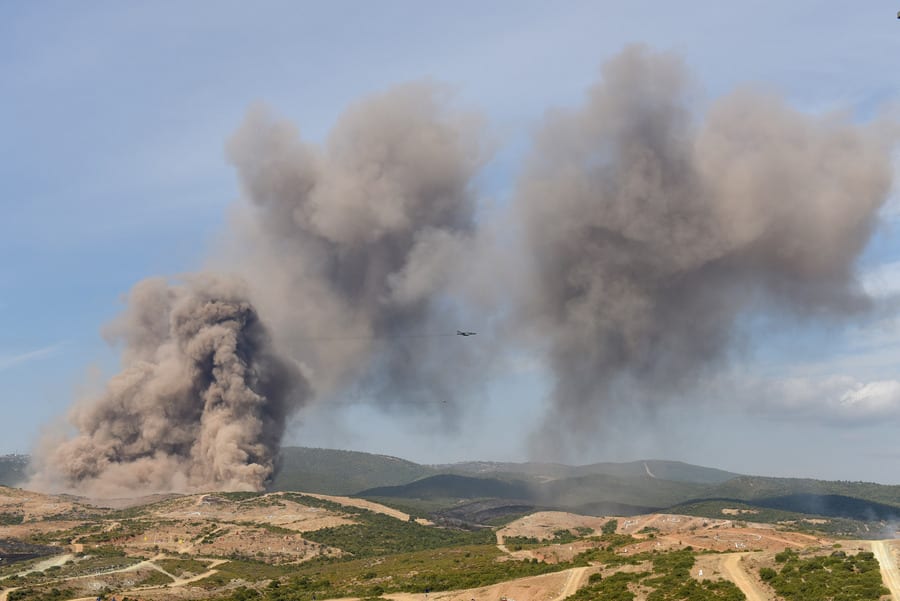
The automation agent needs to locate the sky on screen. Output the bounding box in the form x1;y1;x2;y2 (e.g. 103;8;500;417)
3;1;900;484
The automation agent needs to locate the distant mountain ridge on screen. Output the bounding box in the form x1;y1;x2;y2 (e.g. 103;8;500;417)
271;446;435;495
6;447;900;529
270;447;900;527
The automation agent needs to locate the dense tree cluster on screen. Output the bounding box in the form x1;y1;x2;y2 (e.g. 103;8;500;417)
763;549;888;601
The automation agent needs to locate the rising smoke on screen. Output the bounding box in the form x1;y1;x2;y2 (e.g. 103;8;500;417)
515;46;895;452
223;83;487;408
30;47;897;494
29;275;306;496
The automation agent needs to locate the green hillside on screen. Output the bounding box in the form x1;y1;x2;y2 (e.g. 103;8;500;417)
575;459;739;484
442;459;738;485
269;446;435;494
6;446;900;529
536;472;707;508
707;475;900;506
360;473;534;501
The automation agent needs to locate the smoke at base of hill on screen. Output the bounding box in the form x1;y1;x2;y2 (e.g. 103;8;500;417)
28;275;306;497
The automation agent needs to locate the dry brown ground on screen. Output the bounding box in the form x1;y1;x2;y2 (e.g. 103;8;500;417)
871;540;900;601
300;492;433;525
0;487;88;522
500;511;827;557
386;565;598;601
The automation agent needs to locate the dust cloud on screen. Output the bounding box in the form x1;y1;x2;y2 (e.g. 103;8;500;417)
223;83;487;408
514;46;895;453
29;47;897;491
28;275;306;496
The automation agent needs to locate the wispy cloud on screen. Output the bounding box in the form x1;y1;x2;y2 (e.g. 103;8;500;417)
0;342;67;371
862;259;900;299
708;373;900;426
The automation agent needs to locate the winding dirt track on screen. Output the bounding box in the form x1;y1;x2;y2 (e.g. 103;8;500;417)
0;554;226;601
872;540;900;601
719;553;767;601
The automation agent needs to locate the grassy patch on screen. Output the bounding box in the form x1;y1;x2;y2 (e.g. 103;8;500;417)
0;512;24;525
194;559;294;587
156;557;211;577
136;569;174;586
7;587;75;601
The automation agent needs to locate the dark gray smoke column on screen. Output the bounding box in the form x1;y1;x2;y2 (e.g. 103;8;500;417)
30;275;306;496
516;46;895;450
225;83;484;407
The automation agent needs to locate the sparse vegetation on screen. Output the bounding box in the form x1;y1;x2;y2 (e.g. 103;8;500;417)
7;587;75;601
136;569;175;586
156;557;210;577
505;527;589;548
568;570;647;601
568;550;744;601
0;512;24;525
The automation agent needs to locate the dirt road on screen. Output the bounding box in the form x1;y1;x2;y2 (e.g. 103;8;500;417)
871;540;900;600
720;553;767;601
496;531;510;554
299;493;434;524
553;566;588;601
386;566;588;601
0;554;226;601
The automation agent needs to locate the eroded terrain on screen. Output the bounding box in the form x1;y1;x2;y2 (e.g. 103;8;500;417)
2;488;897;601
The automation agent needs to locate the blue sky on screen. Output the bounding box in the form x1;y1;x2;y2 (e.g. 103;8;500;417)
3;1;900;482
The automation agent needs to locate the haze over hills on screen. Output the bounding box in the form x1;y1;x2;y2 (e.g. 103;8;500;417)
5;447;899;531
0;454;27;487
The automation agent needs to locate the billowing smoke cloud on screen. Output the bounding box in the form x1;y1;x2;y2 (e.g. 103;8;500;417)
515;46;895;452
29;275;306;497
30;83;486;496
30;47;898;492
223;83;486;408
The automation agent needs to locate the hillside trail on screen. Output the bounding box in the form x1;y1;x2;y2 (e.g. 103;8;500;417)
0;553;74;581
2;554;227;601
496;531;510;554
552;566;587;601
871;540;900;600
719;553;768;601
126;556;227;591
291;492;434;524
385;566;589;601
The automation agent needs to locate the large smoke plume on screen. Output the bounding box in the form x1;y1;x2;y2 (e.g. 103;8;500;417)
515;46;894;450
223;83;486;407
30;47;897;493
29;276;306;496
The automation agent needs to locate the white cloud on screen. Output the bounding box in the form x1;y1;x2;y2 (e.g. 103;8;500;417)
742;374;900;425
862;259;900;298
